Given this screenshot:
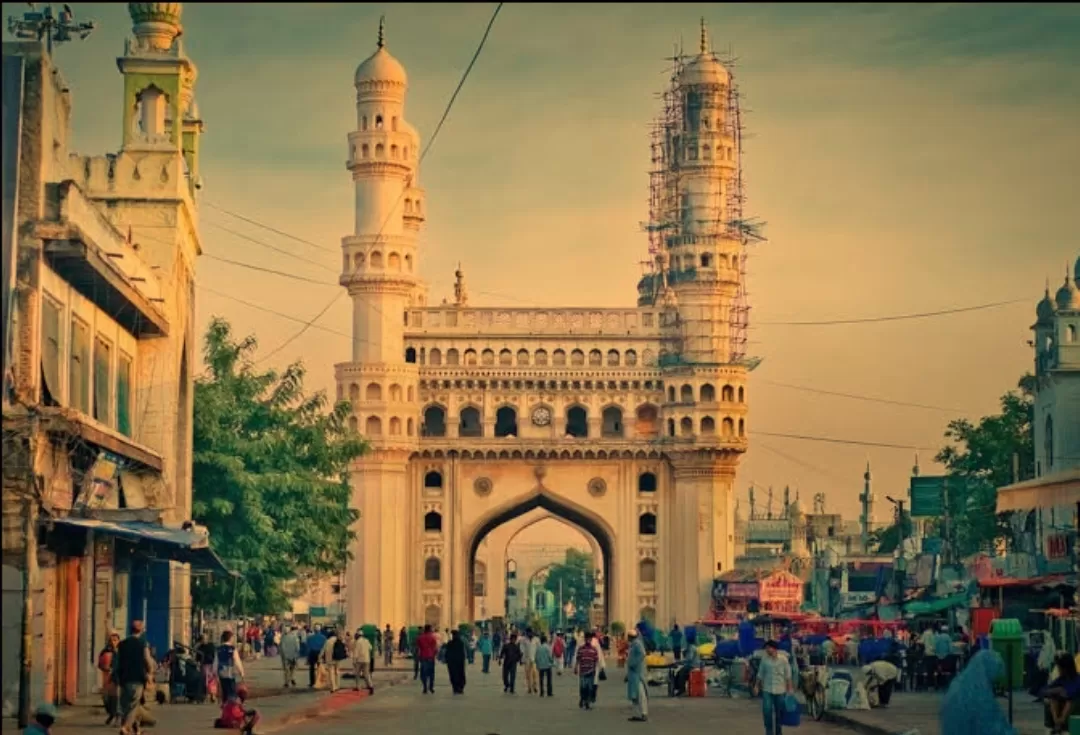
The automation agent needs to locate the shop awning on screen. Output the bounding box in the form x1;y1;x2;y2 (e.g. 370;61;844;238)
978;574;1071;589
49;517;236;576
903;592;969;616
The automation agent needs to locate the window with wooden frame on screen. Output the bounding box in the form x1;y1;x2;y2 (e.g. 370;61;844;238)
94;337;112;426
69;317;91;414
117;351;133;437
40;296;63;405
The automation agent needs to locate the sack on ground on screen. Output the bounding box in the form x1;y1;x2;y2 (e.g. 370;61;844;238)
847;681;871;710
827;678;850;710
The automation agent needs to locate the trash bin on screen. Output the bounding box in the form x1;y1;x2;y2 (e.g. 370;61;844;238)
990;618;1024;690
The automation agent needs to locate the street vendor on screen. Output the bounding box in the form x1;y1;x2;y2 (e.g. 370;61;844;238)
672;638;702;697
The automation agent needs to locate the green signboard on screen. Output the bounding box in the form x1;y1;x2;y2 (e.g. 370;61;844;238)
910;476;946;517
309;606;327;618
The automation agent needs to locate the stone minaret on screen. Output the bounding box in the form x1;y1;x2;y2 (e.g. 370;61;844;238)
338;18;425;628
659;20;748;621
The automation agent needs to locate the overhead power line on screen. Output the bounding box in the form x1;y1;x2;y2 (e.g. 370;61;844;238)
204;219;339;274
202;254;337;286
758;380;969;414
204;202;337;254
254;2;504;366
753;430;936;451
757;298;1028;326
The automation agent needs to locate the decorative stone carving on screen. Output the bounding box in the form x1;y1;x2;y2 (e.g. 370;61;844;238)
474;477;493;497
588;477;607;497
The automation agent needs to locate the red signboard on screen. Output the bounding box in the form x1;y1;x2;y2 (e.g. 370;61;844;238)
760;572;803;605
1047;534;1070;561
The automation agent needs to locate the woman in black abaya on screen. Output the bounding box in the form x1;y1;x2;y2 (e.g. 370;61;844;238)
445;630;468;694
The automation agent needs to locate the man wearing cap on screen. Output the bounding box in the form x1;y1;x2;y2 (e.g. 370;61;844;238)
113;620;155;735
625;629;649;722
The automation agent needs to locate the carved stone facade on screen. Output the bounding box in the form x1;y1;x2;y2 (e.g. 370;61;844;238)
339;25;749;630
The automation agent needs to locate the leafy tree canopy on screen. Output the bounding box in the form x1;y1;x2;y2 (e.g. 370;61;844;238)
543;548;595;625
191;318;366;614
933;374;1034;557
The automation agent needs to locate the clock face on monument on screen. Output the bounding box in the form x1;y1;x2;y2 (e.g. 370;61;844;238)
531;406;552;427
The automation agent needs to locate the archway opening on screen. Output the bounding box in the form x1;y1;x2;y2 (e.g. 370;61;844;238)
468;495;612;627
565;405;588;438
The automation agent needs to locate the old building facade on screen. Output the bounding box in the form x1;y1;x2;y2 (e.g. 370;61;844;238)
1;3;213;713
339;21;755;630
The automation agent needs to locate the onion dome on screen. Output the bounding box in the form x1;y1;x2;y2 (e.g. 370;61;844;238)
1037;282;1057;323
679;18;730;88
355;17;407;88
1055;272;1080;311
128;3;182;51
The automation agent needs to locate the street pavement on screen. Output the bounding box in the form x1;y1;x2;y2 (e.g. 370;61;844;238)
288;661;849;735
825;689;1049;735
0;654;412;735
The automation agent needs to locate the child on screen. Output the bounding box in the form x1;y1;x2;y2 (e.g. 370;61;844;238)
215;684;259;735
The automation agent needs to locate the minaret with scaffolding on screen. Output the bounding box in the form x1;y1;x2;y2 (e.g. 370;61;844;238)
644;19;766;621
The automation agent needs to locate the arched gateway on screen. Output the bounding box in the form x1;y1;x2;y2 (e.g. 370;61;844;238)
467;492;615;624
338;20;752;632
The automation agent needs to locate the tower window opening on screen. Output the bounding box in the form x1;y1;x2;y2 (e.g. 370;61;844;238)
722;417;735;437
375;143;385;159
424;470;443;489
667;418;676;437
361;115;368;131
375;115;384;130
495;406;518;438
639;513;657;536
701;253;712;268
701;416;716;435
424;511;442;533
638;472;657;493
405;347;417;363
588;349;602;366
737;386;745;403
534;349;548;366
667;386;675;403
639;558;657;583
680;417;693;437
482;349;495;366
460;406;483;437
464;349;477;366
606;349;620;366
701;384;716;402
517;349;530;366
390;144;399;159
391;116;399;131
499;349;513;366
571;349;585;366
424;557;441;581
635;404;659;439
601;406;623;438
429;348;442;366
738;418;745;437
446;349;460;366
680;384;694;403
565;406;588;438
552;349;566;366
625;349;637;366
365;416;382;436
361;143;370;158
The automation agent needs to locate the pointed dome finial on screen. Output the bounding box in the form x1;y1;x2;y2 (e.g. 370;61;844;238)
377;15;385;49
700;17;709;54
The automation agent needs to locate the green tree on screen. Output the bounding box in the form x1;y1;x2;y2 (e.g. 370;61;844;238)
543;548;595;624
934;374;1035;557
191;318;366;614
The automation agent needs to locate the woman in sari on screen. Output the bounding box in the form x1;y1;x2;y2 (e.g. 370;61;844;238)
940;650;1016;735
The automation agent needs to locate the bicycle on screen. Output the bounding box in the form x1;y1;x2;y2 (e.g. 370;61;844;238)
799;665;828;721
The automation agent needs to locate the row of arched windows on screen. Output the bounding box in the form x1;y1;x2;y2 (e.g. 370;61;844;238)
354;142;410;161
671;252;738;271
346;382;415;403
417;377;661;393
360;113;396;132
683;142;734;162
422;404;650;439
666;416;744;438
410;346;650;368
666;383;745;404
345;249;414;273
346;415;415;436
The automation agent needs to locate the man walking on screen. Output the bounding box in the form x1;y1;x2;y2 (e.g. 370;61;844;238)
536;634;554;697
574;631;599;710
417;624;439;694
521;629;539;694
500;632;522;693
352;630;374;693
321;627;347;693
478;630;493;674
279;627;299;687
112;620;155;735
305;625;327;689
552;632;565;676
755;640;793;735
565;629;577;669
626;629;649;722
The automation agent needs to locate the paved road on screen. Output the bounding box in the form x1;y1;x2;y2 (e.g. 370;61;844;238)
294;662;848;735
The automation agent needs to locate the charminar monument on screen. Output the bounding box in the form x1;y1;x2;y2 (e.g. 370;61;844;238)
338;18;760;629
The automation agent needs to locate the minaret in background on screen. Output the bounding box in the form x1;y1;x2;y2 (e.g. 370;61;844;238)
337;18;425;628
860;461;874;552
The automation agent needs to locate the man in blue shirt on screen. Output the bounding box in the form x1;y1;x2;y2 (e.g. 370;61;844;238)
306;626;327;688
